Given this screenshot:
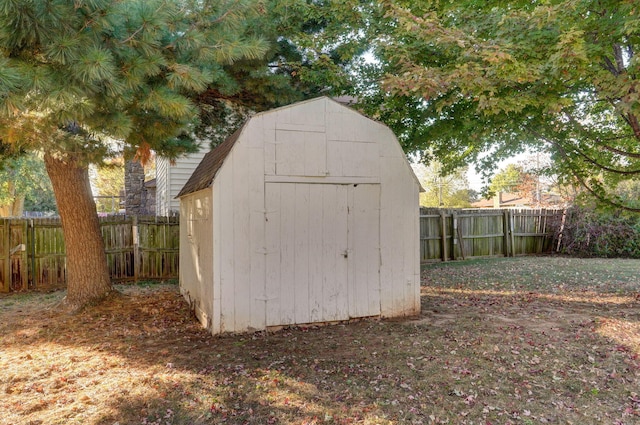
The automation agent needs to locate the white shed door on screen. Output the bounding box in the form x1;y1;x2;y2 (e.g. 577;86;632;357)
265;183;380;327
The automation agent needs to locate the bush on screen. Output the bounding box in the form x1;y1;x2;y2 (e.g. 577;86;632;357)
560;207;640;258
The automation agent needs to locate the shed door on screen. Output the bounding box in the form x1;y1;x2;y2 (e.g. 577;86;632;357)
265;183;380;327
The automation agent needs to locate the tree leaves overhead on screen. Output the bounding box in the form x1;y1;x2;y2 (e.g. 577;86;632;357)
353;0;640;210
191;0;372;146
0;0;269;163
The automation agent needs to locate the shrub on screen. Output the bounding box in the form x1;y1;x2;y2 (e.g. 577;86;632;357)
560;207;640;258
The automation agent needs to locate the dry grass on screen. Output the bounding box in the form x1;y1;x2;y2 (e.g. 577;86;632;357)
1;257;639;425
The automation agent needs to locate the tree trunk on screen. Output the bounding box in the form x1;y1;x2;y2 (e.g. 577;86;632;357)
44;153;112;308
11;194;24;217
0;182;25;217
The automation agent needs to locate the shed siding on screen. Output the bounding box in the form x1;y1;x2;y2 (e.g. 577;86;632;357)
247;137;267;331
211;121;269;332
179;190;213;327
378;125;421;317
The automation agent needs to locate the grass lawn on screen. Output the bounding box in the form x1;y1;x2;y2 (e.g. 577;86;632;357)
1;256;639;424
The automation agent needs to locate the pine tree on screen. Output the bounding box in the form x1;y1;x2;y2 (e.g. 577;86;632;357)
0;0;268;308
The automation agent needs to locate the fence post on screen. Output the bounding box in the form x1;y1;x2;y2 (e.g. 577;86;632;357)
556;209;567;252
510;211;516;256
132;215;139;283
28;219;35;290
503;210;510;257
1;219;8;292
440;210;447;262
452;212;458;259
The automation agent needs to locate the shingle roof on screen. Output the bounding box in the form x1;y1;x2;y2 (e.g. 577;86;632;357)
176;125;243;198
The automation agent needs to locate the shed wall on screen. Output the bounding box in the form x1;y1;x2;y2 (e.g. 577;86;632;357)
211;133;267;334
179;190;214;327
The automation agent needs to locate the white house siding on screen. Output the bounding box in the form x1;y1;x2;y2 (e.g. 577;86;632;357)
156;148;209;216
155;156;170;216
179;97;421;334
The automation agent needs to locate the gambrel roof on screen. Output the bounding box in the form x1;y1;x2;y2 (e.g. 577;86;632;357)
178;96;424;198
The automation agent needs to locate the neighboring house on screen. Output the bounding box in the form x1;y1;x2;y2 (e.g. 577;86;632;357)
472;191;564;209
177;96;422;335
143;178;156;215
155;147;209;216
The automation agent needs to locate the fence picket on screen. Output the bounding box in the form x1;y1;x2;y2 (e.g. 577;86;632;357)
0;215;179;292
1;209;565;292
420;208;564;262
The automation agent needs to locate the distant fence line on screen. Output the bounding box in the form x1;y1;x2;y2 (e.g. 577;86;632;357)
420;208;565;262
0;215;178;293
1;208;564;292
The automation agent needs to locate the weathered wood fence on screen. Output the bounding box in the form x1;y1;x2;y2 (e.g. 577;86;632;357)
0;215;179;292
420;208;564;262
1;208;565;292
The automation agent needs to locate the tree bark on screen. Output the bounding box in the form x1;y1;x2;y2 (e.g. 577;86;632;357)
0;183;25;217
44;153;112;308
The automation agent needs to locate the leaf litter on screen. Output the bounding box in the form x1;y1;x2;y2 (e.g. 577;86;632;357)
0;257;638;424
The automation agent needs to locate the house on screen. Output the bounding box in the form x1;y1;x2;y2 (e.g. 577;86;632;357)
472;192;564;209
155;148;209;216
177;96;422;334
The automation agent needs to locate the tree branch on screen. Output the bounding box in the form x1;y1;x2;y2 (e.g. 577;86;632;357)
531;129;640;175
564;110;640;158
545;135;640;212
600;143;640;159
602;56;620;76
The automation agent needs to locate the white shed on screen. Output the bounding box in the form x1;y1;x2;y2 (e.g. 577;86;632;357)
178;97;422;334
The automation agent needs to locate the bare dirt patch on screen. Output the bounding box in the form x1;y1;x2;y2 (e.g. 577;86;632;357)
1;258;639;424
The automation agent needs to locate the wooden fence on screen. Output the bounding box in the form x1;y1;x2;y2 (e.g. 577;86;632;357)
0;215;179;292
420;208;564;262
1;208;565;292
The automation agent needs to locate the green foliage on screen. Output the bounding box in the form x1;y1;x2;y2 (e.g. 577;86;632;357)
0;0;270;163
0;153;56;213
93;158;125;213
561;207;640;258
489;164;525;194
351;0;640;210
193;0;368;146
413;161;472;207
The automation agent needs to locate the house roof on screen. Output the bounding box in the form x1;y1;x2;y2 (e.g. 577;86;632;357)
176;125;243;198
472;192;526;208
471;192;564;208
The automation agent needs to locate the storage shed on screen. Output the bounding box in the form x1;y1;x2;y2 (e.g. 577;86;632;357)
178;97;422;334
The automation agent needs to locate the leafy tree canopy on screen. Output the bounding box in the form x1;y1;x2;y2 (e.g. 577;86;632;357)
489;164;527;195
0;153;56;215
194;0;371;145
93;158;125;213
352;0;640;210
413;160;472;207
